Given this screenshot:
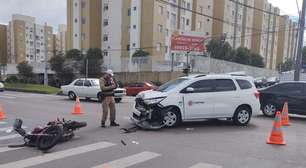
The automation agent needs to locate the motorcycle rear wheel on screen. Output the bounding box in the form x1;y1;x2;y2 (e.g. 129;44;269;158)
37;125;63;151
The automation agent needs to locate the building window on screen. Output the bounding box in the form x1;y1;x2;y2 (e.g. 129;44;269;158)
133;6;137;11
81;33;85;40
206;32;209;36
199;6;203;13
186;19;190;26
187;2;191;9
74;18;78;23
104;51;108;56
104;3;109;11
133;25;136;29
156;43;161;51
159;5;164;15
82;17;86;24
167;11;170;19
171;13;177;26
208;5;211;9
103;19;109;26
127;44;130;51
36;49;40;54
74;2;77;7
103;34;108;41
165;29;169;36
74;34;78;37
81;1;86;8
198;21;202;29
157;24;163;32
128;8;131;16
132;43;136;47
207;18;210;22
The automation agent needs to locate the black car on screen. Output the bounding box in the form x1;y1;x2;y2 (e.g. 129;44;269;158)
259;82;306;117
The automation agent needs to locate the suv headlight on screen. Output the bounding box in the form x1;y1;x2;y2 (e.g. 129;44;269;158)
143;97;166;105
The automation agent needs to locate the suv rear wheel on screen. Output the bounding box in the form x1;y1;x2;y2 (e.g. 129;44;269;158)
233;106;251;126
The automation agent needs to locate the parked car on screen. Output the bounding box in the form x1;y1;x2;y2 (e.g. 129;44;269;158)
0;82;4;92
259;81;306;117
61;78;126;103
131;74;260;129
125;82;157;96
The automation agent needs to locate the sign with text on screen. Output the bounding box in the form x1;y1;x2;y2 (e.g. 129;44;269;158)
171;34;206;52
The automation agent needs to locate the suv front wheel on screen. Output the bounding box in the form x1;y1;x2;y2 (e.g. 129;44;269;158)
233;106;252;126
163;110;181;127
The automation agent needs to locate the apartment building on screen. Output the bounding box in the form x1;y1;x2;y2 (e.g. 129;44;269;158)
0;24;7;64
67;0;101;51
276;15;298;66
241;0;254;49
56;24;67;54
212;0;245;49
6;14;55;64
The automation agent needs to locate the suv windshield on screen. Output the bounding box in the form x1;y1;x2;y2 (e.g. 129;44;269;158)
157;78;189;92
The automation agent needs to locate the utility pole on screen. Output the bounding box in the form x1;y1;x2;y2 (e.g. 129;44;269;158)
232;0;239;49
294;0;306;81
44;22;48;86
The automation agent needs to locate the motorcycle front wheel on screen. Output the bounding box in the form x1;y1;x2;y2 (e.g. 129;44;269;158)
37;125;63;151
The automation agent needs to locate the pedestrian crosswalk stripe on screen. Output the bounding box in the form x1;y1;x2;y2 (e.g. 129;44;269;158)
0;134;20;141
0;122;6;125
189;163;222;168
0;141;116;168
0;147;25;153
91;151;161;168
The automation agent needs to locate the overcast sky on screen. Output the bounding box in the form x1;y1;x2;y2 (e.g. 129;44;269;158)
0;0;302;30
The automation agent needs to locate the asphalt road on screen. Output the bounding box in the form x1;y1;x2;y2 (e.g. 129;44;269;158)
0;91;305;168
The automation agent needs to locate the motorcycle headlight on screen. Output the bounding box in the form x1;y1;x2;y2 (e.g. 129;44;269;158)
143;97;166;105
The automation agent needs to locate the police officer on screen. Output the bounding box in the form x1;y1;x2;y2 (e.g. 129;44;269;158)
99;69;120;127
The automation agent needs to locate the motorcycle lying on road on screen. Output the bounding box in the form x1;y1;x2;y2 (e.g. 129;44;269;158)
9;118;87;151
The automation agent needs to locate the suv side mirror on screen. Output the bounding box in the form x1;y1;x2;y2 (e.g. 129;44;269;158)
186;87;195;93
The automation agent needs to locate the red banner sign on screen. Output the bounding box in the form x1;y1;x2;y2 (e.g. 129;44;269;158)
171;34;206;52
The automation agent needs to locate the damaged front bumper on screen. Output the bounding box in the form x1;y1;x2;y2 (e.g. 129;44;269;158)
131;98;165;130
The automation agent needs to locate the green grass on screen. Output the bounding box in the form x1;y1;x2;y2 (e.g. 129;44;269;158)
4;83;60;94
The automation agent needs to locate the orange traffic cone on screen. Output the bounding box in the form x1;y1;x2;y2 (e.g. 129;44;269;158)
72;97;83;115
281;102;290;126
0;104;6;120
267;111;286;145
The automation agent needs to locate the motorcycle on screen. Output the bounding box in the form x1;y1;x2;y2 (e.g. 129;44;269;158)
10;118;87;151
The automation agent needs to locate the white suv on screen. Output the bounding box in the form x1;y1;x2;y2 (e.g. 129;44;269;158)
131;74;260;129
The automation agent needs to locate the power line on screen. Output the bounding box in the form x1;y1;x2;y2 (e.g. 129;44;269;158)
228;0;282;16
157;0;263;32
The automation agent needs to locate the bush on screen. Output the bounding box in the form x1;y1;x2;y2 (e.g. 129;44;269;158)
5;75;19;83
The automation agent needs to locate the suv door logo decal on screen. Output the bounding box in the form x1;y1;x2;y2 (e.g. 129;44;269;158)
188;101;205;106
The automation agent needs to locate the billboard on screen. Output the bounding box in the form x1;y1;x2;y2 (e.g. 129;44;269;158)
171;34;207;53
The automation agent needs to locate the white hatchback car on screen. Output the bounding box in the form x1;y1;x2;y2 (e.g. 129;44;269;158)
131;74;260;129
61;78;126;103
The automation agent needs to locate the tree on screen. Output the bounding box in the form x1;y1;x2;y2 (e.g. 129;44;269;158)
232;47;251;65
49;53;73;85
17;61;34;83
82;48;103;77
65;49;84;61
206;39;233;61
249;53;265;68
132;49;150;58
278;59;293;72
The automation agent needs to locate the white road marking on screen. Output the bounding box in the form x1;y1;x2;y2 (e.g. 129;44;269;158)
0;134;20;141
0;121;6;125
0;147;25;153
189;163;223;168
0;95;16;99
0;141;116;168
0;126;27;132
91;151;161;168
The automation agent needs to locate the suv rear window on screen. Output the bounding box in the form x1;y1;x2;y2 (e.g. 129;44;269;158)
236;79;252;90
214;79;236;92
